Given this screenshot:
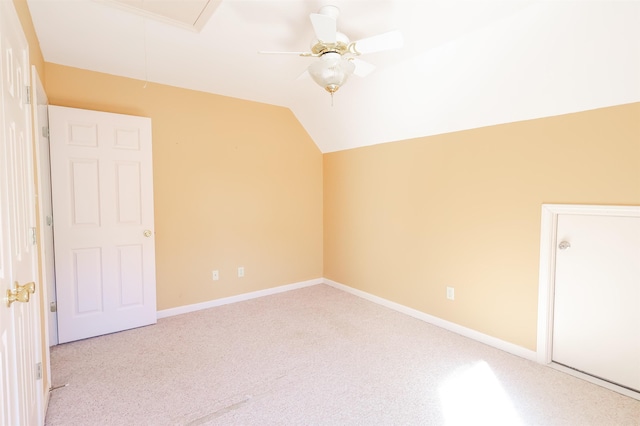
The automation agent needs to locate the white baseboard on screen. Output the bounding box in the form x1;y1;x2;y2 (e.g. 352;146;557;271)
323;278;537;362
156;278;323;319
157;277;536;362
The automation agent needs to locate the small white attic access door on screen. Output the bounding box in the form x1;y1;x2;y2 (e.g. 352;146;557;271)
48;105;157;343
101;0;222;32
538;204;640;399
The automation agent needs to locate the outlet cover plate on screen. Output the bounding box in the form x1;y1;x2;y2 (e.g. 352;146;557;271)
446;287;455;300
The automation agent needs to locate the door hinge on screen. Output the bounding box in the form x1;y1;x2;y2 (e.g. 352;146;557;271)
24;85;31;105
42;126;50;138
50;301;57;313
36;362;42;380
31;227;37;245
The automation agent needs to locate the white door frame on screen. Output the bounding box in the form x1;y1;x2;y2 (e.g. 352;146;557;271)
31;66;54;384
537;203;640;399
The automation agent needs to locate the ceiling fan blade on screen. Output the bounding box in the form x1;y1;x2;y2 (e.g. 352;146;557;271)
352;30;403;55
352;58;376;77
310;13;336;44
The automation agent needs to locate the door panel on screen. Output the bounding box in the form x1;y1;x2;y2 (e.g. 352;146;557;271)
70;159;100;225
118;244;145;306
553;213;640;391
73;248;103;314
116;162;142;223
49;106;157;344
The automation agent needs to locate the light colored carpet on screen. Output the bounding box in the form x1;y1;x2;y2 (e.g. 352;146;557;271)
45;284;640;425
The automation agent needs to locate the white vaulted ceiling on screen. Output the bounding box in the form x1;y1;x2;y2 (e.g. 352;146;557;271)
26;0;640;153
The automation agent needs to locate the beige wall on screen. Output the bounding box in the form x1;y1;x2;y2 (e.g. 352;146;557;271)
324;103;640;351
44;63;324;310
10;0;640;355
12;0;44;78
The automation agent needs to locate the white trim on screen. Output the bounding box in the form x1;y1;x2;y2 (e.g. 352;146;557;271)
537;203;640;400
537;204;559;364
31;65;53;426
158;276;538;360
157;278;323;319
549;363;640;400
323;278;537;361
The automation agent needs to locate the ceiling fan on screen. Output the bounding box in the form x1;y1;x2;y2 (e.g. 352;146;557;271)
260;5;403;102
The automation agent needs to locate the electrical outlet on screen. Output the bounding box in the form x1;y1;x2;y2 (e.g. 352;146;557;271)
446;286;455;300
212;270;219;281
238;266;244;278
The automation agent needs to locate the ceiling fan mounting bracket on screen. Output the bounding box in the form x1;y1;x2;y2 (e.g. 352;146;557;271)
311;41;350;56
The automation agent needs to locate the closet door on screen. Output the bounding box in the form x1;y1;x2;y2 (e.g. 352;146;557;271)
553;213;640;392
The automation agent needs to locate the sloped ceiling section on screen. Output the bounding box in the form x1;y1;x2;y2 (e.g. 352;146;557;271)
27;0;640;153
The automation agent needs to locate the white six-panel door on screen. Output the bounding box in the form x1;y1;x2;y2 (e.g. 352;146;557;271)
1;1;43;424
48;106;157;344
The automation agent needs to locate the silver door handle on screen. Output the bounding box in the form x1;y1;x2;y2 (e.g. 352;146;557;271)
558;241;571;250
143;230;152;237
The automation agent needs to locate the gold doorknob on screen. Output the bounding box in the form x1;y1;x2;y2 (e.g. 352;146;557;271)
143;230;152;237
6;281;35;307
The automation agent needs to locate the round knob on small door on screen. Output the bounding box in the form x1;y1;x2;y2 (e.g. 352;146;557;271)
143;230;152;238
558;241;571;250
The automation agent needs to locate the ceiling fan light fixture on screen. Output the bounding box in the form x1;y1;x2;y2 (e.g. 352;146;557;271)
308;52;355;96
260;4;403;105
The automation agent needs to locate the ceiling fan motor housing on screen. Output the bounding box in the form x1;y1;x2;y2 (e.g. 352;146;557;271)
318;5;340;19
310;31;350;56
